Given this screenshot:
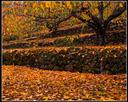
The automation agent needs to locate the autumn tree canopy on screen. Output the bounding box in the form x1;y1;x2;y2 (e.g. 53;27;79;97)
2;1;126;44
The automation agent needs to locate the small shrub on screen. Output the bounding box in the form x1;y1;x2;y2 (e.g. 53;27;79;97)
3;34;19;42
54;35;80;46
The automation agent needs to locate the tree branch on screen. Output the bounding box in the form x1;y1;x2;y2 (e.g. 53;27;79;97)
87;21;97;31
72;13;97;31
104;2;126;27
72;14;86;22
16;14;58;20
56;15;73;25
103;2;110;10
79;6;101;26
98;2;104;23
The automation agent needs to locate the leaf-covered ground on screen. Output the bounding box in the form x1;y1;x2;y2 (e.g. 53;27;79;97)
3;44;126;53
2;65;127;101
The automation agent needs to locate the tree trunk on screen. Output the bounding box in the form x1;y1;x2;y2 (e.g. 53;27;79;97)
100;28;106;45
97;27;106;45
96;30;100;45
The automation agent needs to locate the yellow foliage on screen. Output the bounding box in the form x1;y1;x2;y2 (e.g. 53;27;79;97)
83;2;88;8
45;2;51;8
40;3;44;8
3;1;11;5
119;3;123;8
66;1;72;9
59;2;63;7
33;3;37;8
24;9;27;14
93;8;99;14
7;28;9;31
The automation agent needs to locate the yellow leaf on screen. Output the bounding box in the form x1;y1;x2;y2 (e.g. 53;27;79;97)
119;3;123;8
59;2;63;7
114;55;117;58
7;28;9;31
94;8;98;14
41;4;44;8
66;2;72;9
64;95;70;99
33;3;36;8
83;2;88;7
24;9;27;14
43;96;49;101
45;2;51;8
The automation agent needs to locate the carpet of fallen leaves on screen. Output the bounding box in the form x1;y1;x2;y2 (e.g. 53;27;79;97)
2;65;127;101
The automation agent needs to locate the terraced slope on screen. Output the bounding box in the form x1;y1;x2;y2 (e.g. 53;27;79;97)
3;29;126;49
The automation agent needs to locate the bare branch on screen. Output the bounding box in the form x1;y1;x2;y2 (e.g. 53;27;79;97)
98;1;104;23
72;14;86;22
80;3;101;26
104;2;126;27
72;13;97;31
112;2;120;14
72;3;101;28
87;10;101;26
56;15;73;25
87;21;97;31
15;13;58;20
